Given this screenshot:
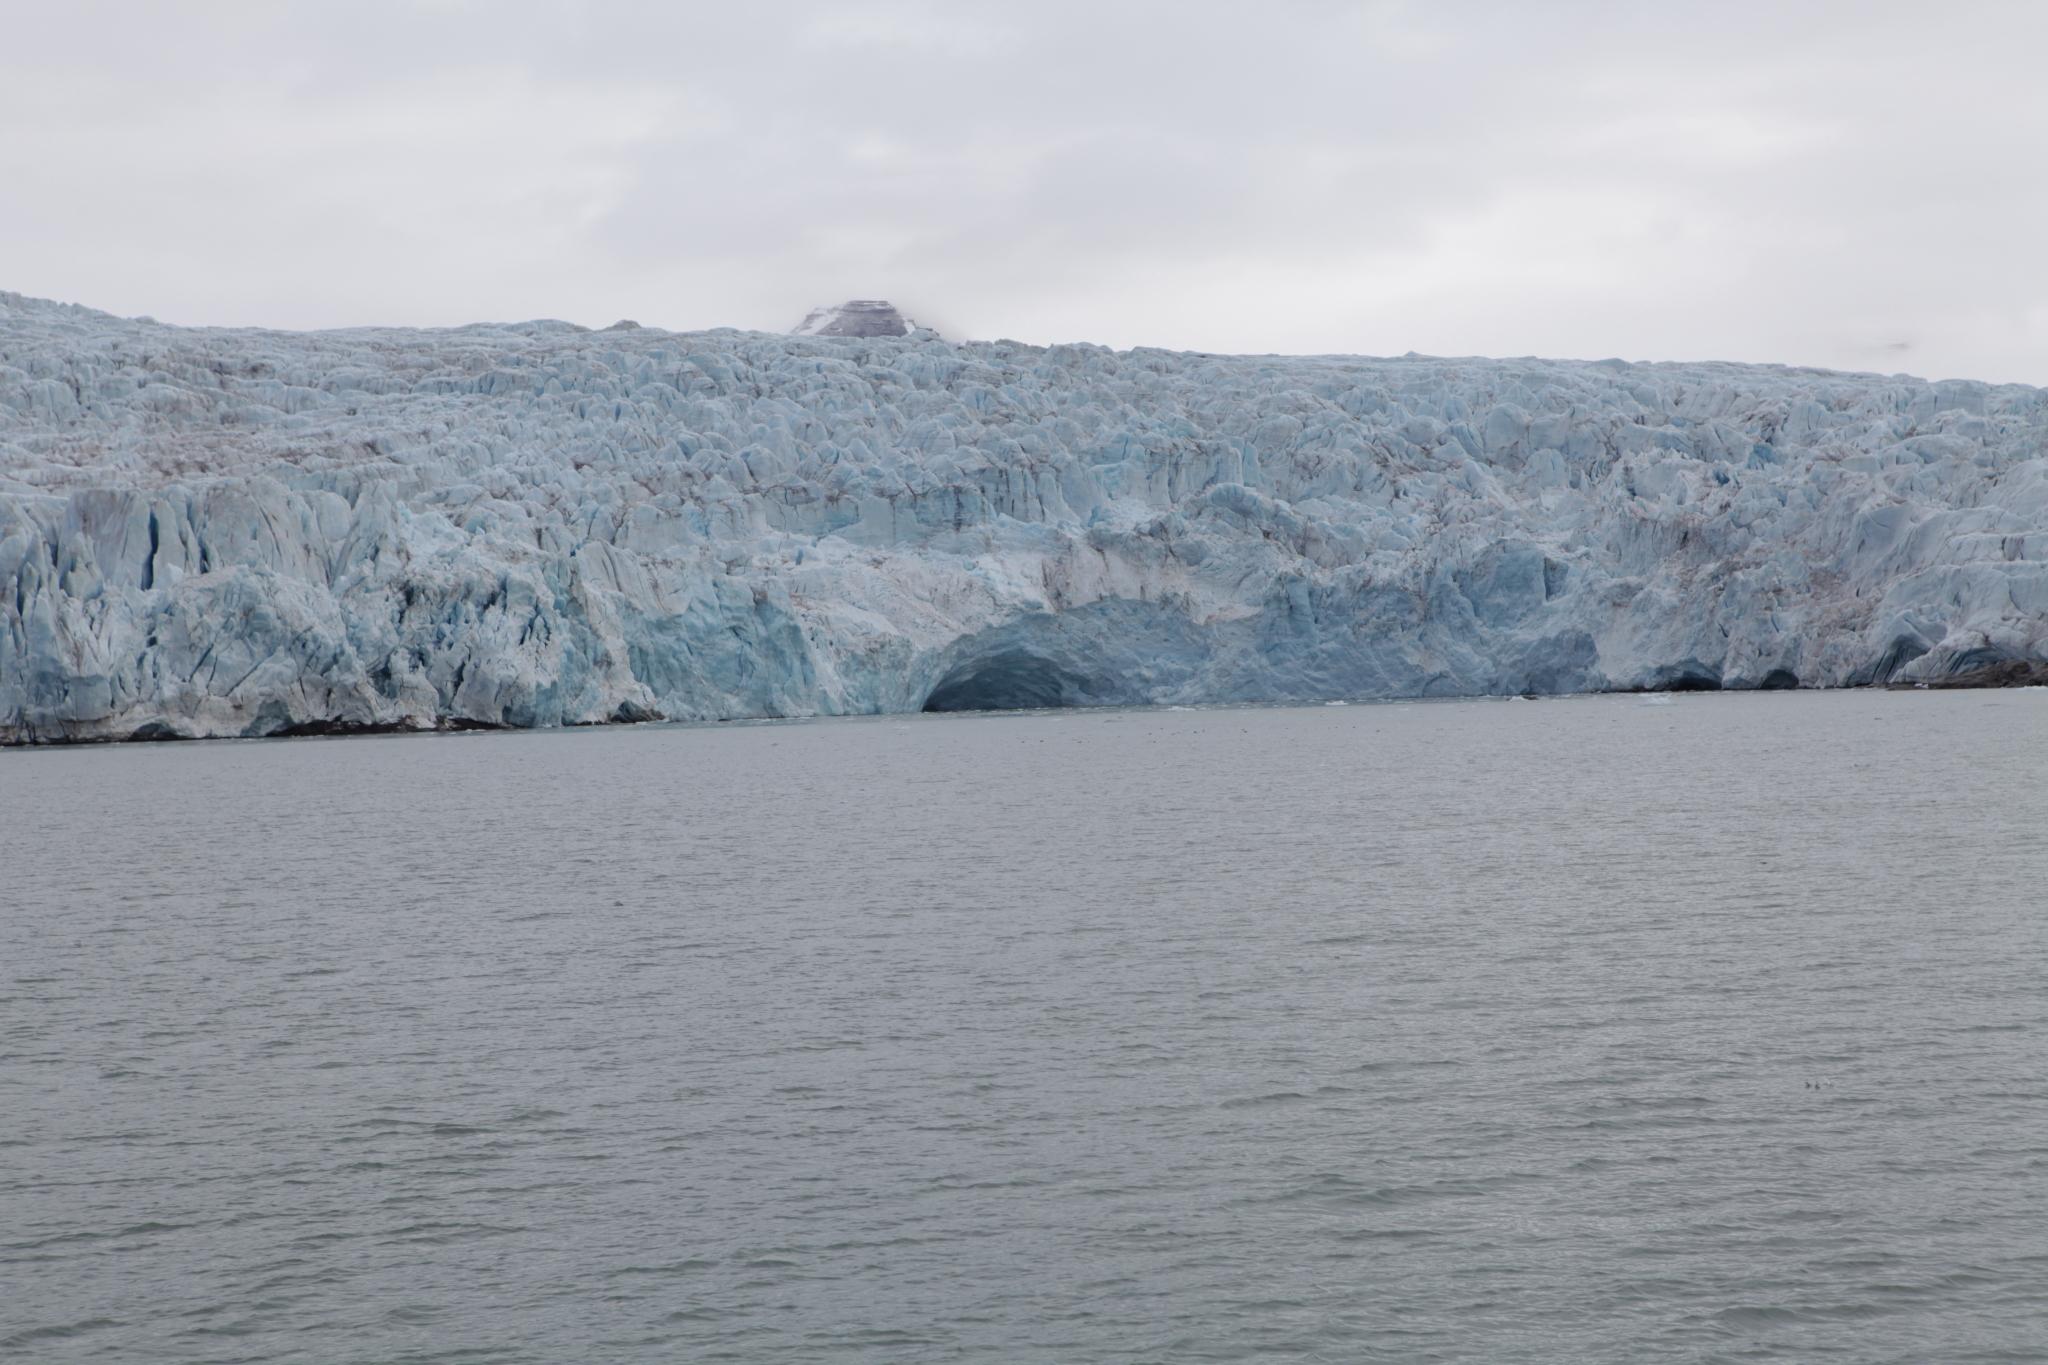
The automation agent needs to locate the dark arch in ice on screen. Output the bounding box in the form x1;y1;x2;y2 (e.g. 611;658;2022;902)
922;652;1085;712
1664;673;1722;692
1643;659;1723;692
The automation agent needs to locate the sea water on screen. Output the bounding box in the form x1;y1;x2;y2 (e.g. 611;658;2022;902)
3;689;2045;1363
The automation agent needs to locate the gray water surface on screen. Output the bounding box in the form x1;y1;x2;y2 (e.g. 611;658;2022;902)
4;690;2046;1363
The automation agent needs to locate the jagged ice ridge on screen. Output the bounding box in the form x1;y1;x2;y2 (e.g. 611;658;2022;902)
4;290;2048;743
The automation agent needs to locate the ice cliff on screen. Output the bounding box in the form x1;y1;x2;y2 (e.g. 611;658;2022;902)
4;289;2047;743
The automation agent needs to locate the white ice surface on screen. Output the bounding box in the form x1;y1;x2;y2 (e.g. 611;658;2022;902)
4;289;2047;741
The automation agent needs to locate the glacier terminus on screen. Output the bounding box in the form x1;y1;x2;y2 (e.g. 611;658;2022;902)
4;289;2047;743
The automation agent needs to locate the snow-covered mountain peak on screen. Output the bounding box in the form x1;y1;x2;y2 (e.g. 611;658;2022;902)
791;300;920;338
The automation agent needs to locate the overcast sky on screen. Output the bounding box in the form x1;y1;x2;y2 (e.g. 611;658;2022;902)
5;0;2046;382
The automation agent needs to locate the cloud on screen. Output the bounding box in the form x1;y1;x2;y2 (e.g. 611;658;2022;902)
3;0;2044;382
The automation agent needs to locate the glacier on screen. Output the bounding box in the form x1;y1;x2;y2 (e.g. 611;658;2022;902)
4;288;2048;744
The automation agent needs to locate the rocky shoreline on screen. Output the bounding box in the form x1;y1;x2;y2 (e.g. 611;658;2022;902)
1889;658;2048;690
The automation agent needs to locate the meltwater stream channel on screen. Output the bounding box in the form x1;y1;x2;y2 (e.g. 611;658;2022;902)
3;689;2046;1364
